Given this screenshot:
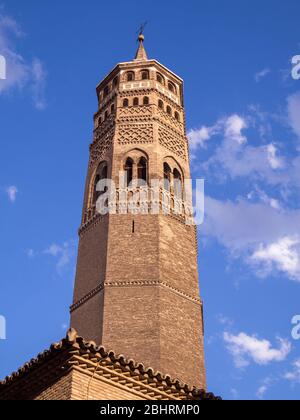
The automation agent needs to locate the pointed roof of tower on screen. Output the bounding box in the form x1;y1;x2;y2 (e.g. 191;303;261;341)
134;34;148;61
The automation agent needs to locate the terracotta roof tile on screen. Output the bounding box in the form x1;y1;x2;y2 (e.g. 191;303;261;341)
0;329;221;400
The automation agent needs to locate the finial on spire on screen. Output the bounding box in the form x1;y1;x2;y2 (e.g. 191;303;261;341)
134;22;148;61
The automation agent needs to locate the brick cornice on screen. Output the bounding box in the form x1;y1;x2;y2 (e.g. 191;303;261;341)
70;279;202;314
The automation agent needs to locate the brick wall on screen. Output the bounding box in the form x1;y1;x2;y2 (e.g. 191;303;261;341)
70;368;145;400
34;373;72;400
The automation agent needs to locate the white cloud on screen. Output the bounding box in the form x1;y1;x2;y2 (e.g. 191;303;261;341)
224;332;291;368
284;359;300;383
26;249;36;258
44;240;76;274
256;376;276;400
267;144;284;169
188;114;247;151
256;385;268;399
287;91;300;141
31;58;47;110
189;96;300;282
251;236;300;281
44;244;63;257
247;187;281;210
230;388;239;400
191;113;286;185
6;185;18;203
216;314;234;327
202;195;300;281
255;68;271;83
188;121;223;150
224;114;247;145
0;12;47;109
188;126;212;149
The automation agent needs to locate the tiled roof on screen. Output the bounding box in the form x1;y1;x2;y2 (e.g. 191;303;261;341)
0;329;221;400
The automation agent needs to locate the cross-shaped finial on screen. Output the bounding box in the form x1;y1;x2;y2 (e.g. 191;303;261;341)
137;21;148;39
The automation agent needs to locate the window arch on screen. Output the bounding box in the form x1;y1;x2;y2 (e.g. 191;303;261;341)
166;105;172;116
104;110;109;120
141;70;149;80
175;111;180;121
158;99;164;110
133;97;139;106
163;163;172;190
103;85;110;97
143;96;149;105
125;158;133;186
156;73;165;85
98;116;102;126
137;157;148;185
123;98;129;107
126;72;135;82
173;169;182;198
93;162;108;205
168;81;176;94
111;104;115;113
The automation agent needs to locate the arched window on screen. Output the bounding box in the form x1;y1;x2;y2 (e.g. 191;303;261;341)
157;73;165;85
123;98;129;107
143;96;149;105
111;104;115;113
103;85;110;97
137;157;148;185
104;110;109;120
168;81;176;94
125;158;133;186
93;162;108;204
141;70;149;80
173;169;182;198
166;106;172;116
175;111;180;121
163;163;172;190
126;72;135;82
113;76;118;87
94;174;101;204
98;116;102;126
158;100;164;110
133;97;139;106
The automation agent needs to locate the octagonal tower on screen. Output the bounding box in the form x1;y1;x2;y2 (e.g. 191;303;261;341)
71;36;206;388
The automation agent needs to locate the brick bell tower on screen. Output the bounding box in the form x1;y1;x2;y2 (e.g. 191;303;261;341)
71;35;206;389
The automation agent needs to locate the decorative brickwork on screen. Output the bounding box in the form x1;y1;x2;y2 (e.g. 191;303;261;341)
89;127;115;167
70;37;207;390
118;105;154;121
158;125;187;160
117;123;154;145
156;107;183;133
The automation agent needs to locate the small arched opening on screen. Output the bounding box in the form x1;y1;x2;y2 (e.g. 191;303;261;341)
163;163;172;191
125;158;134;186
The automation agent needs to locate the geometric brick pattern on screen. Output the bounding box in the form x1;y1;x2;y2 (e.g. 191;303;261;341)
118;123;154;145
158;125;187;160
90;128;115;167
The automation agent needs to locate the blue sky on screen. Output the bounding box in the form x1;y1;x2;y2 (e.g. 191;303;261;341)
0;0;300;400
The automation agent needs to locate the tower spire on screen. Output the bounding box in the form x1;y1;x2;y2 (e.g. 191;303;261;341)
134;26;148;61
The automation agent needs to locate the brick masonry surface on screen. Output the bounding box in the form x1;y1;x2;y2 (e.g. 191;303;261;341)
71;44;206;390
